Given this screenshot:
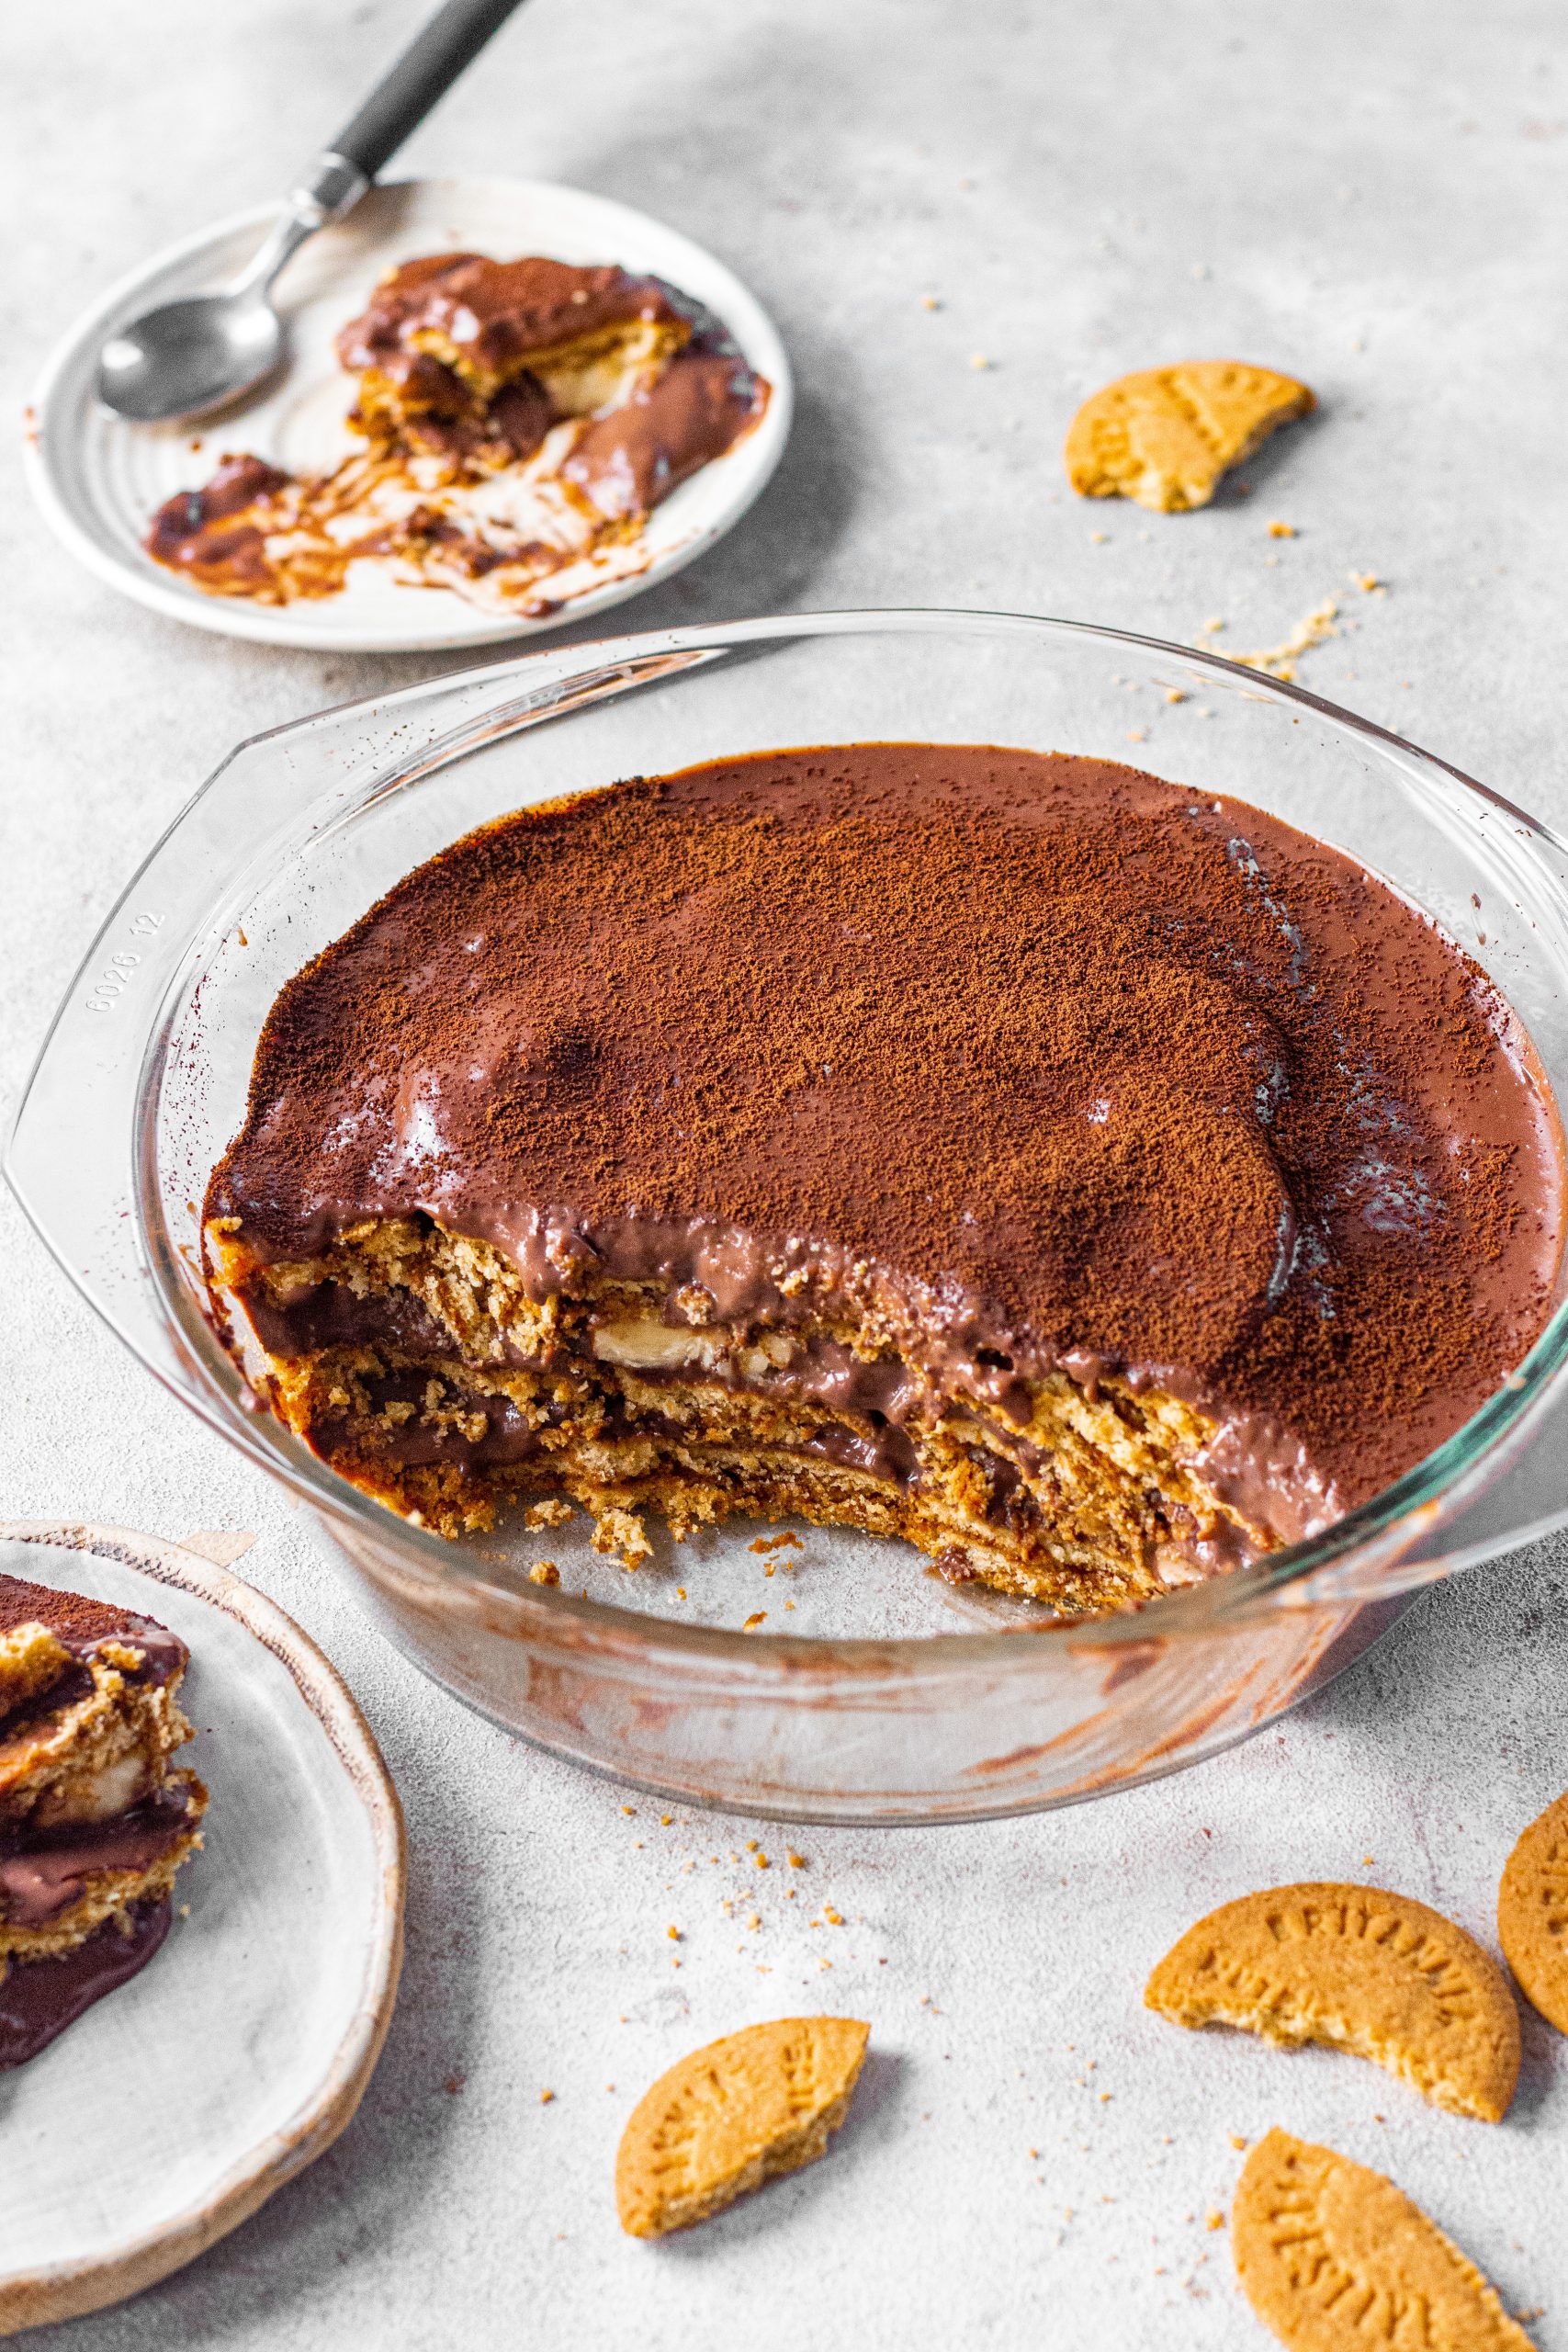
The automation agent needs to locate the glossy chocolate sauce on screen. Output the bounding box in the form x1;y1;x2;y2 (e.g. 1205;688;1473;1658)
0;1901;171;2071
208;745;1565;1544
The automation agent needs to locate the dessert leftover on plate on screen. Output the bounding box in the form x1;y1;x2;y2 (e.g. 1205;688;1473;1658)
144;253;771;615
202;743;1563;1614
1;1570;206;2067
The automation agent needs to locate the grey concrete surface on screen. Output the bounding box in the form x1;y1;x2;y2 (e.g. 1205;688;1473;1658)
4;1;1567;2343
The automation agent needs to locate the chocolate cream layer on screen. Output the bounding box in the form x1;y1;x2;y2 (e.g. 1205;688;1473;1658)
207;745;1565;1546
0;1783;201;1930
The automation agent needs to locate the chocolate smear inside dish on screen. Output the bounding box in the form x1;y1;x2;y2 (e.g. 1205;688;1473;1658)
143;253;770;615
203;744;1564;1614
0;1571;206;2065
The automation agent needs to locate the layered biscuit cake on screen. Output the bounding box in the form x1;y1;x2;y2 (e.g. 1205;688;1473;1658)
203;745;1563;1611
1;1570;205;2065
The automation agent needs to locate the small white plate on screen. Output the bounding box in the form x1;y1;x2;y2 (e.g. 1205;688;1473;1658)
25;177;793;653
0;1522;404;2337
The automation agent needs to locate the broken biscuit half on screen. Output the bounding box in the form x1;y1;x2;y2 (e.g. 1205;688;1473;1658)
1145;1882;1518;2121
1066;360;1314;512
1233;2129;1538;2351
1497;1789;1568;2037
616;2015;869;2237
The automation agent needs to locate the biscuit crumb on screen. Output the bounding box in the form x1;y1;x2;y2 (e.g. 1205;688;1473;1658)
970;353;993;370
540;2088;556;2104
1206;2209;1224;2231
1231;597;1340;682
525;1498;574;1529
527;1560;559;1586
1268;520;1297;537
592;1505;652;1567
787;1851;807;1869
742;1611;767;1630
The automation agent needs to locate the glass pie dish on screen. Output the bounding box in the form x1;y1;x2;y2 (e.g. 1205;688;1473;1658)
10;610;1568;1824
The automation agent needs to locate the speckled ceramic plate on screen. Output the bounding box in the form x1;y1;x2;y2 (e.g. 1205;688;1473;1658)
0;1522;404;2337
24;176;793;652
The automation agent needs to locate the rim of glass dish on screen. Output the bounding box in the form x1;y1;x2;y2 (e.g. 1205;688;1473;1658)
126;605;1568;1666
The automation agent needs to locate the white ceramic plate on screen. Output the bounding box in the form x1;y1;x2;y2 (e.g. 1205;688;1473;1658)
0;1522;404;2337
25;177;793;653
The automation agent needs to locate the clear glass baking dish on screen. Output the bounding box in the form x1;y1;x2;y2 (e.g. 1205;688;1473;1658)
9;610;1568;1824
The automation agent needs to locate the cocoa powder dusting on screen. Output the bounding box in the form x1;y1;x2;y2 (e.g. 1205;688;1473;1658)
0;1572;181;1661
209;745;1564;1522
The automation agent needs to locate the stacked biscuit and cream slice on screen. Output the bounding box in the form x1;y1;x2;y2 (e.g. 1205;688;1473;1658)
0;1571;206;2066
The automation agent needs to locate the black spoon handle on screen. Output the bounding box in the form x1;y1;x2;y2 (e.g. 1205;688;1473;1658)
326;0;527;183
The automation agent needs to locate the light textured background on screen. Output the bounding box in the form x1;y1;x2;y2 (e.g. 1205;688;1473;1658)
5;1;1568;2343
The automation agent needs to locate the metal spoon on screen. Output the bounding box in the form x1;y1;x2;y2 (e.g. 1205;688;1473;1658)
96;0;525;424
